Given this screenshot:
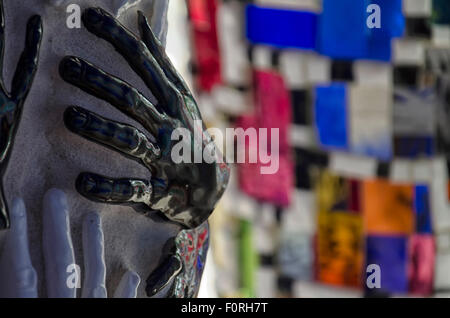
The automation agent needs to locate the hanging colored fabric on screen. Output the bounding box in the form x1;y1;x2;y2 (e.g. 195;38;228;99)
408;235;435;296
236;70;293;207
366;235;409;294
319;0;404;61
236;115;294;207
314;84;349;150
253;69;291;153
188;0;222;91
245;4;318;50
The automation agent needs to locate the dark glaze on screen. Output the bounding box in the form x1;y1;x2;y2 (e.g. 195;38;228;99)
60;7;230;230
0;0;42;230
146;222;210;298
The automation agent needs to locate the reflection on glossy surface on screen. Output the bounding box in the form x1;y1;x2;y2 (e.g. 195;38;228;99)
171;222;210;298
146;222;210;298
60;7;230;229
0;0;43;230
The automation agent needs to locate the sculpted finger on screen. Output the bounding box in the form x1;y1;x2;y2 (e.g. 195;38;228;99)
75;172;152;209
0;186;9;229
138;11;190;95
64;106;160;170
0;0;5;90
0;198;38;297
113;270;141;298
81;212;107;298
81;7;179;107
42;188;77;298
11;15;43;102
145;254;182;297
60;56;166;135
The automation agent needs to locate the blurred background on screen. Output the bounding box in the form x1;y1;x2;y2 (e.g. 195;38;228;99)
164;0;450;298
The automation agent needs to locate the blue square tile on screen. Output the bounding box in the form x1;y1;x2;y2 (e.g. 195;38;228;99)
246;5;318;50
319;0;367;59
414;185;433;234
365;235;408;294
315;84;349;150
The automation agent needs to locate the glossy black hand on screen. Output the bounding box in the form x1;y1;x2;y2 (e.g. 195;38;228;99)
146;222;209;298
60;7;230;229
0;1;43;230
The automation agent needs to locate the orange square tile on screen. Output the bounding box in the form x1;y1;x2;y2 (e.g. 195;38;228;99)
316;211;364;288
363;179;414;235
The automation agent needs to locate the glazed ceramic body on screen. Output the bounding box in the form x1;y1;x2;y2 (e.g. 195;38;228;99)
0;0;212;297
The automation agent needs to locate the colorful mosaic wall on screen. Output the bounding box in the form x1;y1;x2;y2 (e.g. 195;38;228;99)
185;0;450;297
